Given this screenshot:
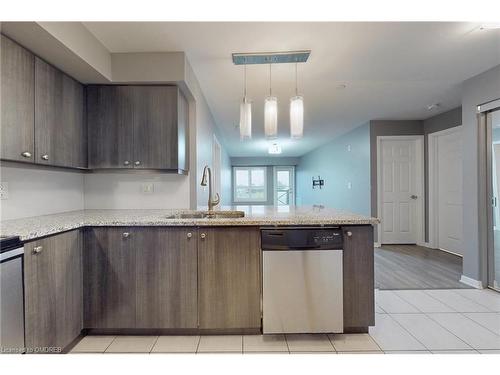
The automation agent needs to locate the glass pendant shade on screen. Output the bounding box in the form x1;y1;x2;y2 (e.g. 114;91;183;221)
290;95;304;139
264;96;278;139
239;97;252;140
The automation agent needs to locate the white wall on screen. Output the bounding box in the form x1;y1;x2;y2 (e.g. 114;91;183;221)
83;172;190;209
0;164;84;220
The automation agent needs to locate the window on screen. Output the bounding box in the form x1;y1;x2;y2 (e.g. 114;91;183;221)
233;167;267;202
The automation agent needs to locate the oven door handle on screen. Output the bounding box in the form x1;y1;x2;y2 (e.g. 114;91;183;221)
0;248;24;263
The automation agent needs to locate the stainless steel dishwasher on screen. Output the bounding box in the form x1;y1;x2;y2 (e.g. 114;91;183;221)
262;227;343;334
0;236;25;354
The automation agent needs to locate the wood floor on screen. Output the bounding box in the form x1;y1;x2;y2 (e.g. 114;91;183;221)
375;244;472;290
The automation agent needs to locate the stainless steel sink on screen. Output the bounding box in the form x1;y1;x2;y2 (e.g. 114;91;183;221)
165;211;245;219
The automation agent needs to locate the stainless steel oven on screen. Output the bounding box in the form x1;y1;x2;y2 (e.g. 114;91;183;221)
262;227;343;334
0;236;25;354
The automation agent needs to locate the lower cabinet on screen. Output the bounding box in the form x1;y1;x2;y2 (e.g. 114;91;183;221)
198;227;261;330
83;226;261;331
83;227;198;329
24;230;82;352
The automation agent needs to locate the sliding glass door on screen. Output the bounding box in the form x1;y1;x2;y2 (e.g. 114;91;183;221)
273;166;295;206
488;109;500;290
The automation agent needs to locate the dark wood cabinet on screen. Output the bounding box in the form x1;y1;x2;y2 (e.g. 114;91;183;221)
197;227;261;330
342;225;375;332
87;85;189;172
83;227;137;328
84;227;198;329
87;86;134;169
24;230;82;352
0;35;35;162
135;227;198;329
35;57;87;168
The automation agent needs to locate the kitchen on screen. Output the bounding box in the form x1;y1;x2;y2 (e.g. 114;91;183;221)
1;5;500;374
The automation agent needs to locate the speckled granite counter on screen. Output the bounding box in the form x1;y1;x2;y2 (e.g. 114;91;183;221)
1;206;379;241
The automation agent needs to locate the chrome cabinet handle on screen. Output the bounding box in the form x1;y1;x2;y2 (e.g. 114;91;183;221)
346;231;353;237
33;246;43;254
200;233;206;240
187;232;193;239
21;151;32;158
41;154;49;160
123;160;130;166
122;232;130;238
134;161;141;166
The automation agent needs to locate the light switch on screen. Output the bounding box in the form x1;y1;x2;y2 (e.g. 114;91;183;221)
347;144;352;152
142;183;154;194
347;182;352;190
0;182;9;200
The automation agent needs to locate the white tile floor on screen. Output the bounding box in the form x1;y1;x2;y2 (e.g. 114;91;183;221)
71;289;500;354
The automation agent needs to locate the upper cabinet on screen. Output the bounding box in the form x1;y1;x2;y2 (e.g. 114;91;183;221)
87;85;189;173
0;34;35;162
35;58;87;168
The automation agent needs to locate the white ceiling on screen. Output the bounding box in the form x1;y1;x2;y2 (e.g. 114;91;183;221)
83;22;500;157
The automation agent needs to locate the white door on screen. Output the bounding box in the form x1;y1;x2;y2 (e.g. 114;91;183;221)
436;129;463;254
273;166;295;206
379;138;422;244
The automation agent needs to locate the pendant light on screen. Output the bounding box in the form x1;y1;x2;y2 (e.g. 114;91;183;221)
239;64;252;140
264;64;278;139
290;63;304;139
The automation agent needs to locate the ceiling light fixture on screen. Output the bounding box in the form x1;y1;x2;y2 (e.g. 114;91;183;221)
239;64;252;140
264;63;278;139
268;143;282;154
427;103;441;111
479;23;500;30
290;63;304;139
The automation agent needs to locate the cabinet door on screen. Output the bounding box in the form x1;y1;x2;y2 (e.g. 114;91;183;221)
87;86;134;168
1;35;34;162
35;57;86;168
83;227;136;328
54;231;83;349
132;86;178;169
198;227;261;330
342;226;375;330
135;227;198;328
24;230;82;352
24;238;58;351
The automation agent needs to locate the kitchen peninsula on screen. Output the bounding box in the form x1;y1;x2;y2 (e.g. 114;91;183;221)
1;206;378;353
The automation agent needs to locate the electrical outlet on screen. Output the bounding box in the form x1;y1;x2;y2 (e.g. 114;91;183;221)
141;183;154;194
347;182;352;190
347;144;352;152
0;182;9;200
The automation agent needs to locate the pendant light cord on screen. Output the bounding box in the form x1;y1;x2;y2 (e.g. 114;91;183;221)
295;63;298;96
269;63;272;97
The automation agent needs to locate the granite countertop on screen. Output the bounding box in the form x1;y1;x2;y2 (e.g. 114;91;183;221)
0;205;380;241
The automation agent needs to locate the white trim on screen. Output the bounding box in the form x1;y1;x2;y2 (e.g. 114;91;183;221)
376;135;425;246
477;98;500;113
212;134;222;199
374;242;381;248
428;125;463;250
460;275;485;289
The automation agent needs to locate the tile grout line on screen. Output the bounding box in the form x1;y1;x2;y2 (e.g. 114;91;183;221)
102;336;117;353
149;335;160;354
284;334;290;354
326;334;337;353
195;335;201;354
457;312;500;338
381;313;429;351
453;289;500;312
421;311;480;350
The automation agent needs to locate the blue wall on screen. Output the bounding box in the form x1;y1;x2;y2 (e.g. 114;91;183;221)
296;123;371;215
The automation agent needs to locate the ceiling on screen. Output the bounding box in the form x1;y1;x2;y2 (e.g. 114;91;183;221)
83;22;500;157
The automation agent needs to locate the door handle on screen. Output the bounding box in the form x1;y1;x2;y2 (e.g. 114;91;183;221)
410;195;418;200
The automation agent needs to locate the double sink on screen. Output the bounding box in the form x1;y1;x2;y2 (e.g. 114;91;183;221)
165;210;245;219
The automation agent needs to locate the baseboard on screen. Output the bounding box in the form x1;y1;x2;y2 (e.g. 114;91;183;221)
374;242;381;248
460;275;484;289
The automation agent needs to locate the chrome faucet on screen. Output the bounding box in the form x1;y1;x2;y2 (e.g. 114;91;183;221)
200;165;220;211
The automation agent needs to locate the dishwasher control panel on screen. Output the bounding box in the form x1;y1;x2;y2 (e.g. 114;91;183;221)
261;227;343;250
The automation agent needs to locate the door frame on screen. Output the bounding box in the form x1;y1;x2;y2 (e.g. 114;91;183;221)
272;166;295;206
212;134;222;198
376;135;425;246
428;125;463;252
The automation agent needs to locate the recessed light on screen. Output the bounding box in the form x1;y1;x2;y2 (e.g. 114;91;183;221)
268;143;282;154
427;103;441;111
479;23;500;30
